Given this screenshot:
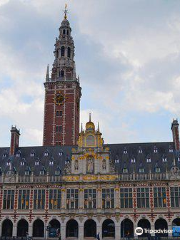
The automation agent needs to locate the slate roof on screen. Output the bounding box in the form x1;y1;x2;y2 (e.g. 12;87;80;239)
0;142;179;176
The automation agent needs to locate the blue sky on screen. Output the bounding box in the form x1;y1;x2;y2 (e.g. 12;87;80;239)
0;0;180;146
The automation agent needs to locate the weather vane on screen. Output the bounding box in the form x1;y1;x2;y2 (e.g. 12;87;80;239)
64;4;68;19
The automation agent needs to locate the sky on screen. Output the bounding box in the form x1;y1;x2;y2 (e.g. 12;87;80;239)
0;0;180;147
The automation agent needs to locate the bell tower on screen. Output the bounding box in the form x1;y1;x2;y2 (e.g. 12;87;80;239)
43;5;81;146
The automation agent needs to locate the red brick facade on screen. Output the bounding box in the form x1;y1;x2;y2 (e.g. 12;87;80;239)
43;81;81;146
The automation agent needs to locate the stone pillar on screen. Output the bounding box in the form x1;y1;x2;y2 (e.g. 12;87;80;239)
168;223;172;237
79;224;84;240
13;223;17;237
79;189;84;209
29;223;33;237
151;222;155;237
134;222;138;238
61;223;66;240
97;224;101;237
61;189;66;210
115;188;120;209
115;224;120;240
97;188;102;209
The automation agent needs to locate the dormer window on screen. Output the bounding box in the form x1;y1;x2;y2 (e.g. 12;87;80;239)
40;170;45;175
138;148;142;154
162;157;167;162
44;152;49;157
49;161;54;166
7;162;11;166
16;153;21;157
2;153;7;158
147;158;151;163
139;168;145;173
59;151;63;156
20;161;25;166
123;168;128;173
154;147;158;153
115;159;119;163
131;158;136;163
35;161;39;166
155;167;161;173
169;147;173;153
65;159;69;165
123;149;127;154
30;152;35;157
65;157;70;164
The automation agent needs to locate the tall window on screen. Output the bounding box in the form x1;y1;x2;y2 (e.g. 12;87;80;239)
56;125;62;133
102;189;114;208
170;187;180;208
120;188;133;208
3;190;14;209
34;189;45;210
18;190;30;209
61;46;65;57
56;110;62;117
67;47;71;58
84;189;96;209
60;70;64;77
154;187;166;208
137;188;149;208
67;189;78;209
49;189;61;209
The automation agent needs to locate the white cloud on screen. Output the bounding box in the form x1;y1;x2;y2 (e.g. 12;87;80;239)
0;0;180;146
0;0;9;6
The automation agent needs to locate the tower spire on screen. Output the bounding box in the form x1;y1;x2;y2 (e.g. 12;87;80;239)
64;4;68;20
43;7;81;146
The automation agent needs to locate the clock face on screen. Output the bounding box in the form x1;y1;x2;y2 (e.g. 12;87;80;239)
55;94;64;105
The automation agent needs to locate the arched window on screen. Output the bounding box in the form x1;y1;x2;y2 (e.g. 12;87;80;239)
17;219;29;237
67;30;69;35
60;70;64;77
63;29;66;35
68;47;71;58
61;46;65;57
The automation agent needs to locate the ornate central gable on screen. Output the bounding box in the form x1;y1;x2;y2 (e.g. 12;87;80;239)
64;115;115;177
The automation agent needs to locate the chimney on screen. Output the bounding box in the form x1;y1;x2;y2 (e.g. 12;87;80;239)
171;119;180;151
10;126;20;155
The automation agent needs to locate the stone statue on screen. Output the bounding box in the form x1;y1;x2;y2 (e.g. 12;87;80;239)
87;157;94;173
102;159;106;170
74;160;78;170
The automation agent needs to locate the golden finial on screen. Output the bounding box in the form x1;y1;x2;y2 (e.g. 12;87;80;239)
64;4;68;20
89;113;92;122
98;122;100;132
